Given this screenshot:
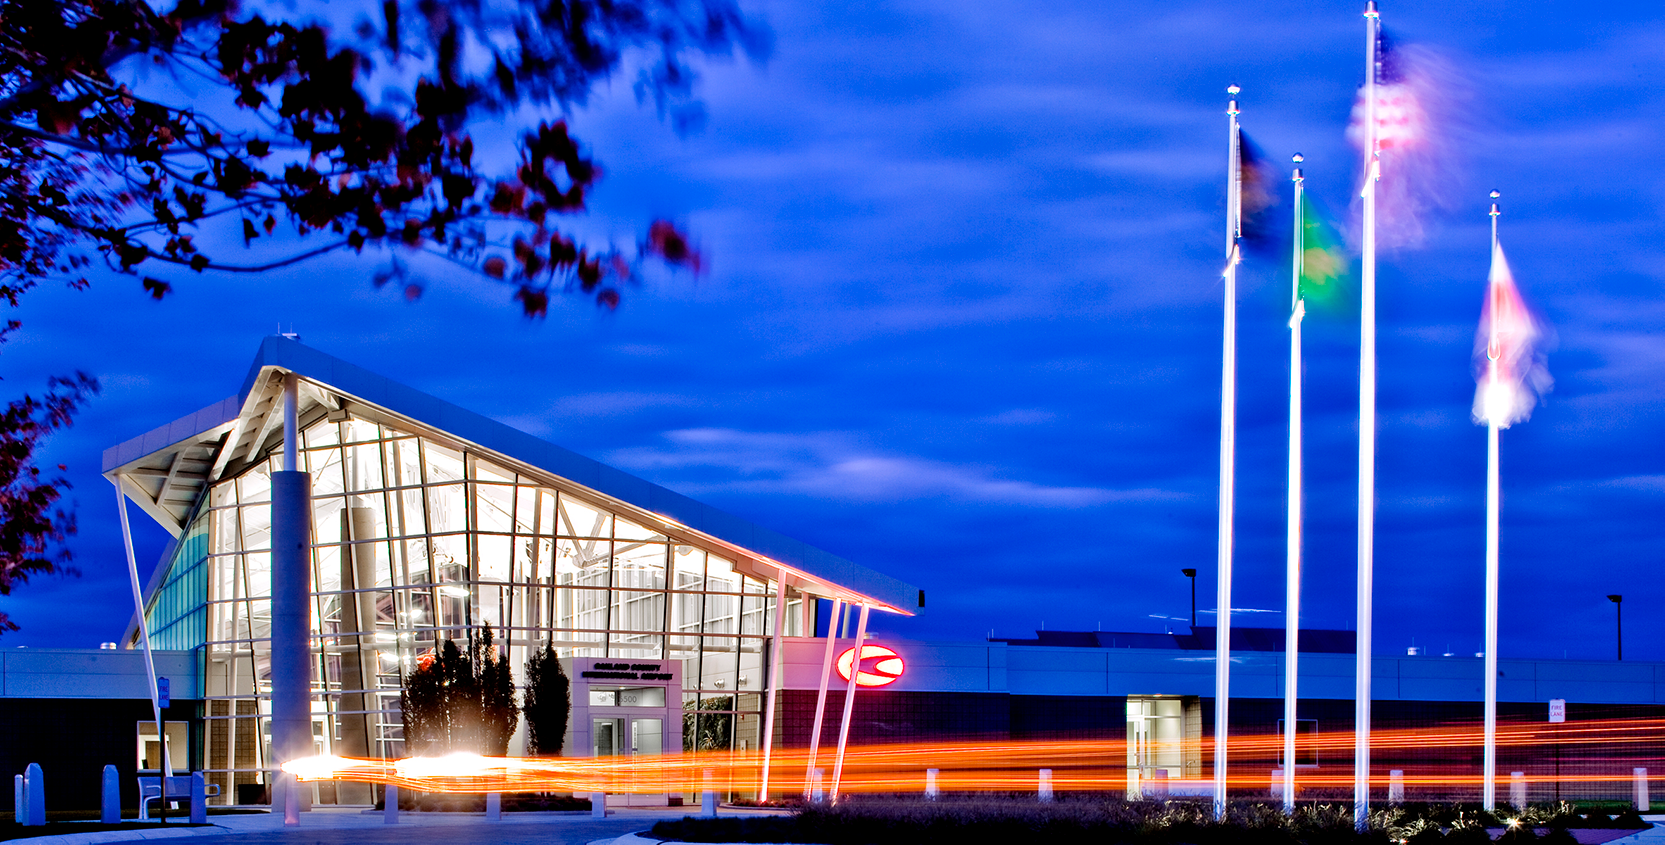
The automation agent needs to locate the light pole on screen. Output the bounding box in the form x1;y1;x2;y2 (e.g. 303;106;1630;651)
1608;595;1623;661
1182;568;1197;629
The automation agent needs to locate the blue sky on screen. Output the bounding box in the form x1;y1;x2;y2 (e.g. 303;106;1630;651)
6;0;1662;663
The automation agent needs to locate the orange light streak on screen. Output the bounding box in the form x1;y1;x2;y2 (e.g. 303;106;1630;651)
281;717;1665;796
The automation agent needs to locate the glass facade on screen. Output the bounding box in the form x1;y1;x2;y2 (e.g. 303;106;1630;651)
145;413;807;804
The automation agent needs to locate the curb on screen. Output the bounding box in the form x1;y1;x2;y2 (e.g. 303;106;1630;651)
3;825;235;845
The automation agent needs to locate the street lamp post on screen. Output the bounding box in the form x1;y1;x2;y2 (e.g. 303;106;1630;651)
1182;568;1197;629
1608;595;1623;661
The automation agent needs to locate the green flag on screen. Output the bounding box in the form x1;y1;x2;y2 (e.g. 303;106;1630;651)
1298;200;1347;306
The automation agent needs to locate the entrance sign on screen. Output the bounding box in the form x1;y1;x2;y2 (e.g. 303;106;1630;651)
580;661;674;681
1549;699;1565;723
835;645;905;687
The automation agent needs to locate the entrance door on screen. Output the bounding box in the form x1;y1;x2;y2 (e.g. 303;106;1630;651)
594;715;668;806
1126;697;1186;798
632;718;663;755
594;717;663;756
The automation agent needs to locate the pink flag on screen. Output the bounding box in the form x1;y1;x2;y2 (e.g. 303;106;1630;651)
1473;244;1550;427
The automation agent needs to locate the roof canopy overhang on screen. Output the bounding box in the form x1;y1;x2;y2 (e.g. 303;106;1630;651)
103;336;917;615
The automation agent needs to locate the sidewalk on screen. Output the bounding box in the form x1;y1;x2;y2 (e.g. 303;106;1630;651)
5;806;720;845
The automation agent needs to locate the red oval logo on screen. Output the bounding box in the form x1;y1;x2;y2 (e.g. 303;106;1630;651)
836;645;905;687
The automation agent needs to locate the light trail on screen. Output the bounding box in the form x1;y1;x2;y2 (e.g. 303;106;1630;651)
283;717;1665;797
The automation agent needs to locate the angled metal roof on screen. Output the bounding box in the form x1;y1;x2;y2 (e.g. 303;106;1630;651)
103;336;918;615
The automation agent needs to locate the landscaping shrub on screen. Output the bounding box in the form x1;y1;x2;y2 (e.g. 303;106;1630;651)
650;797;1655;845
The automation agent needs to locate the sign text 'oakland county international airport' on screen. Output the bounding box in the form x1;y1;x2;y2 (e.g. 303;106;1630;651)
580;662;675;681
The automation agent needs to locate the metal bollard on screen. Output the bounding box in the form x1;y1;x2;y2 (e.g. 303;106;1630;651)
190;772;207;824
1636;768;1650;811
24;763;44;826
925;768;939;801
14;774;23;824
383;784;399;824
1038;768;1053;803
1388;770;1405;804
486;792;501;821
102;765;120;824
591;791;606;818
1509;772;1526;811
809;768;825;805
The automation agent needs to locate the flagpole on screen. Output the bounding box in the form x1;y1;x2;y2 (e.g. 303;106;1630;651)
1356;0;1380;831
1213;84;1241;822
1284;154;1306;815
1482;191;1502;811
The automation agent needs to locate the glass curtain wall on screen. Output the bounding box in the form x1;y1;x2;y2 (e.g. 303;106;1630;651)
194;415;804;803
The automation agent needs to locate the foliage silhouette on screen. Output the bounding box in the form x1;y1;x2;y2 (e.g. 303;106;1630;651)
0;0;764;627
399;627;519;755
522;640;570;757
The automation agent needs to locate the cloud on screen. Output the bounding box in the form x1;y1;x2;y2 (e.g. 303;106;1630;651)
608;428;1181;508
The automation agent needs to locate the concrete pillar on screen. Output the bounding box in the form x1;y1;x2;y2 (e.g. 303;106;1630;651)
383;784;399;824
270;466;313;782
1635;768;1649;811
809;768;825;805
486;792;501;821
1038;768;1053;803
1388;770;1404;804
24;763;44;826
1509;772;1525;811
590;792;606;818
925;768;938;801
102;765;120;824
702;768;717;817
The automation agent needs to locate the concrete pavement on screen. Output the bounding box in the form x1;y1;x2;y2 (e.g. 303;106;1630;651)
10;808;704;845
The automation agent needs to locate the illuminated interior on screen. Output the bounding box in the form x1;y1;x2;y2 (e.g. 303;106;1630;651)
140;412;812;804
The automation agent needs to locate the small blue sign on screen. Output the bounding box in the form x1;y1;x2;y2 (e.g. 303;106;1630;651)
157;677;170;709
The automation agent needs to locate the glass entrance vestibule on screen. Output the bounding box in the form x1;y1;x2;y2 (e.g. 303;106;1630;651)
568;657;681;806
1125;695;1202;798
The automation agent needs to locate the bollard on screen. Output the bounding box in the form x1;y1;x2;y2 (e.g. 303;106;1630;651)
24;763;44;826
590;792;606;818
1635;768;1650;811
702;768;717;817
486;792;501;821
1270;769;1283;799
102;765;120;824
1149;769;1168;800
14;774;23;824
383;784;399;824
1038;768;1053;803
809;768;825;805
280;773;299;826
190;772;208;824
1388;770;1405;804
925;768;939;801
1509;772;1526;812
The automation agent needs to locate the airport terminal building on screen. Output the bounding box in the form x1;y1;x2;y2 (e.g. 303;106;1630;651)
99;337;916;804
2;337;1661;811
